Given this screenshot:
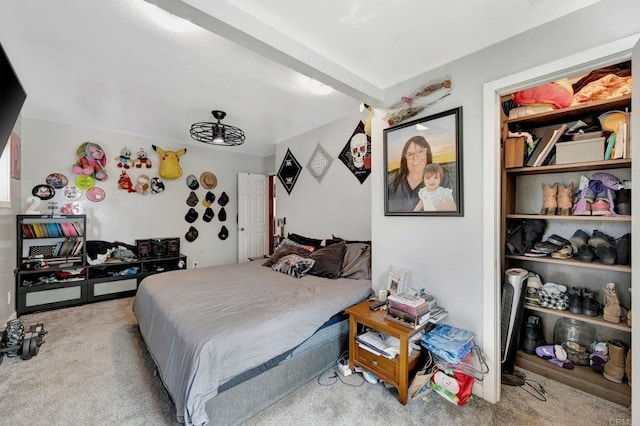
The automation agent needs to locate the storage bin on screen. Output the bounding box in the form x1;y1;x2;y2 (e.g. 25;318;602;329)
555;137;605;164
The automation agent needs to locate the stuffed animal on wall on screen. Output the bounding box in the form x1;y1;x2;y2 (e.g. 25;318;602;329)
117;170;136;193
133;147;153;169
135;174;150;195
152;145;186;180
115;146;133;169
71;142;108;181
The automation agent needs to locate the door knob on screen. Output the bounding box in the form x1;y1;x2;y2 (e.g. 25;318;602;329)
240;227;245;231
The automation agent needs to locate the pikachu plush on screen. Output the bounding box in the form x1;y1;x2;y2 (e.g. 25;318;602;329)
152;145;186;180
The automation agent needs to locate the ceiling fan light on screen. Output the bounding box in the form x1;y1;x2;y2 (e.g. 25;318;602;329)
190;110;245;146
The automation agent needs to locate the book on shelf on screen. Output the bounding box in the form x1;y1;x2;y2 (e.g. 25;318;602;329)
531;124;568;167
387;292;434;316
386;307;430;329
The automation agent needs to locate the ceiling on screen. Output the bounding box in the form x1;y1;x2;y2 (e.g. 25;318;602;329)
0;0;600;156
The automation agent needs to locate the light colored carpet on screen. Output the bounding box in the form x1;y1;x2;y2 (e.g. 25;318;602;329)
0;298;631;425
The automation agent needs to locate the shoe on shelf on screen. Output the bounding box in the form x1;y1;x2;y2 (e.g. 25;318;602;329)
550;245;573;259
572;187;594;216
615;188;631;216
521;315;545;355
557;183;574;216
541;183;558;215
603;283;623;324
575;244;595;262
615;233;631;266
568;287;583;315
569;229;590;249
590;197;611;216
589;230;616;248
603;340;627;384
525;273;543;306
582;289;601;317
594;245;617;265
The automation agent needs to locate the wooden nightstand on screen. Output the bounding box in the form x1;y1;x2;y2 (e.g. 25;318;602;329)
345;301;428;404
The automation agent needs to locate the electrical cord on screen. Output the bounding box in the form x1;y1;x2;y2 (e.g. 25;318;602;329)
514;370;547;402
317;351;365;387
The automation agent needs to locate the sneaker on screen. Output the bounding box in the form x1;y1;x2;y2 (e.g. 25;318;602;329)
573;187;595;216
568;287;583;314
591;197;611;216
582;289;601;317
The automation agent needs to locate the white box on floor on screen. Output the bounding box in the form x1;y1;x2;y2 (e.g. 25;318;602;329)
555;137;605;165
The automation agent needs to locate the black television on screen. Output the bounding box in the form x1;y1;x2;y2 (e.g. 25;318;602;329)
0;41;27;154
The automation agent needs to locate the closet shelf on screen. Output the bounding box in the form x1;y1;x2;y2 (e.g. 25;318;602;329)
516;351;630;407
506;255;631;272
506;214;631;222
505;159;631;175
524;305;631;332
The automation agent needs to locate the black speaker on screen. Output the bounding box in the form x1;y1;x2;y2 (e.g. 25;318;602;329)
151;238;168;258
167;238;180;257
136;239;152;258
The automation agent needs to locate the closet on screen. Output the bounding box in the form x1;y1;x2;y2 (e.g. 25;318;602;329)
500;62;632;406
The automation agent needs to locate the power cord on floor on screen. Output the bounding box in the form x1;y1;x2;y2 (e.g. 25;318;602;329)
317;351;365;387
514;370;547;402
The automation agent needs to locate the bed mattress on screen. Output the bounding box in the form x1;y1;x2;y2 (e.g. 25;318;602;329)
133;261;371;425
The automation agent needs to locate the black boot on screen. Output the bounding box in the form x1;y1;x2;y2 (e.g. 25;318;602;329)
522;315;544;355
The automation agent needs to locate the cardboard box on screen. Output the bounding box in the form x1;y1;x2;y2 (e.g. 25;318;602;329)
555;137;605;165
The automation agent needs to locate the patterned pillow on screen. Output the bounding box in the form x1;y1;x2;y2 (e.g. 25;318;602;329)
262;245;312;267
274;238;316;253
271;254;316;278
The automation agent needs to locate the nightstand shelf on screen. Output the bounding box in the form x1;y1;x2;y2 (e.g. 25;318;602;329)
345;301;427;404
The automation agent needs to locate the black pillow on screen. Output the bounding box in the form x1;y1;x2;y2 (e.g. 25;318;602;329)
326;235;371;247
287;233;324;250
308;241;346;279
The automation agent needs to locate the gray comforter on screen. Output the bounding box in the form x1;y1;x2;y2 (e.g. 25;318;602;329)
133;261;371;425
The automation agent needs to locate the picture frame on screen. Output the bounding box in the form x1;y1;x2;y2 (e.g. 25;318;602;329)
386;266;409;295
383;107;463;216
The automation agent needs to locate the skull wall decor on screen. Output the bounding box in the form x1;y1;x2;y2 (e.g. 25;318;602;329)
350;133;368;169
338;121;371;184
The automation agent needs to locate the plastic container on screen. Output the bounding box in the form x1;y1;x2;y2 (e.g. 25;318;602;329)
553;318;599;365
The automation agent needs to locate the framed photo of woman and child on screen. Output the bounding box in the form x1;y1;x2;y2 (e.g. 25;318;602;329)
383;107;463;216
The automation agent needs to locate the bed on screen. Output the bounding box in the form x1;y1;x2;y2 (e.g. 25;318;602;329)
133;240;371;426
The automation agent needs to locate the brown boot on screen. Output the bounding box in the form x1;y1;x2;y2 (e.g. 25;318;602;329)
557;182;574;216
626;348;632;387
603;282;623;323
541;183;558;215
627;309;632;327
603;340;627;383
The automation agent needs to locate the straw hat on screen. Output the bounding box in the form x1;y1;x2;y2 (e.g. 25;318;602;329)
200;171;217;189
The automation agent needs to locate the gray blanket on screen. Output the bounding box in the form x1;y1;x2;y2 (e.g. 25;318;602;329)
133;261;371;425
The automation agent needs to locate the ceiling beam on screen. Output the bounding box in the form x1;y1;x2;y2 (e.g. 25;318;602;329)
145;0;385;105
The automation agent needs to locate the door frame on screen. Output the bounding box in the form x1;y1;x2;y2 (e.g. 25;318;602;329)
482;35;639;404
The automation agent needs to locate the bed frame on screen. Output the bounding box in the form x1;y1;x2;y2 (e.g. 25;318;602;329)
203;318;348;425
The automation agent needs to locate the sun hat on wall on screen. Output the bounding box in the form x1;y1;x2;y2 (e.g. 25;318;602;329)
200;171;217;189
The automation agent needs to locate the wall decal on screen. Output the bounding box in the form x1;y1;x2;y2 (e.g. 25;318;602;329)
277;148;302;195
306;142;334;183
338;121;371;184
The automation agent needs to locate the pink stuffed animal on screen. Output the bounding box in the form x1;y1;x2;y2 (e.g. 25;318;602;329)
71;142;108;181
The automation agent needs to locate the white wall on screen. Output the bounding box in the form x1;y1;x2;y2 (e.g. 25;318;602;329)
274;110;371;241
0;117;22;322
21;118;271;268
369;0;640;401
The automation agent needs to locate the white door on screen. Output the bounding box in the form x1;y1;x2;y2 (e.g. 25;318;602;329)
237;173;269;262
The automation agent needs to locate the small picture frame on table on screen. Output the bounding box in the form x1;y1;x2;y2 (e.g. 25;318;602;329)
386;266;409;296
